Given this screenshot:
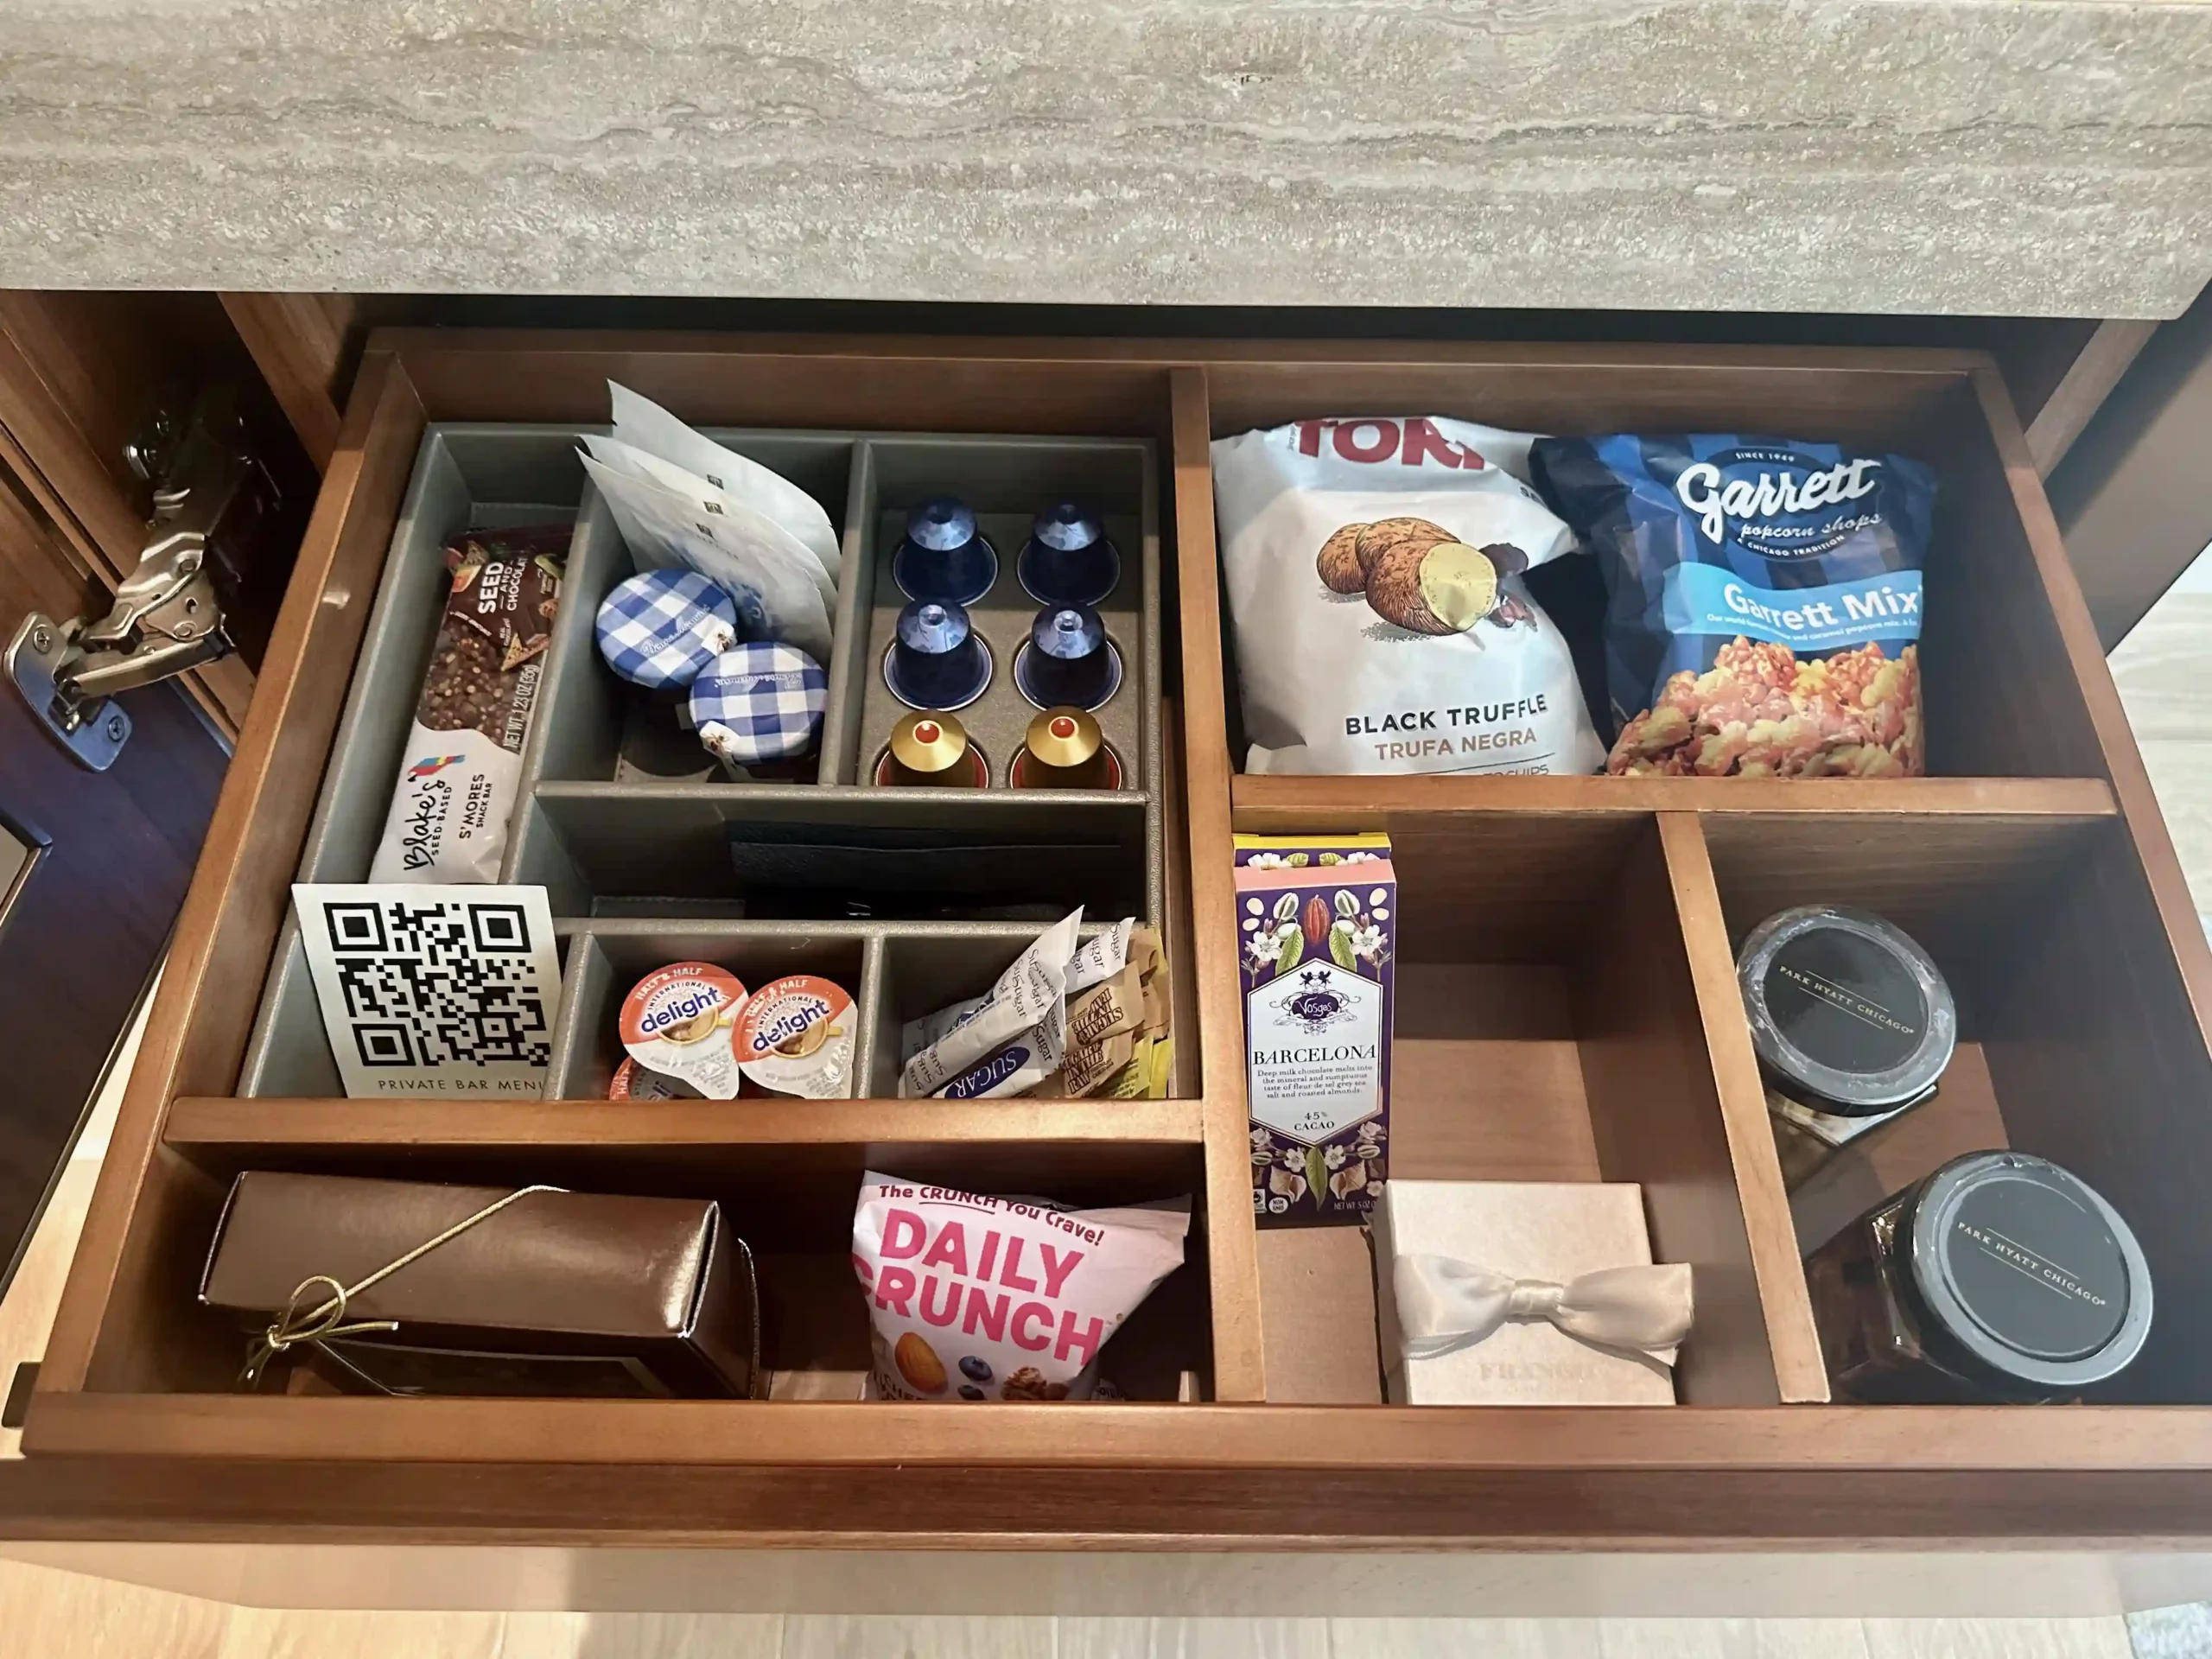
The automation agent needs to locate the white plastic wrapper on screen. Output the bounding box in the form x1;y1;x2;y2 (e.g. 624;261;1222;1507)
853;1173;1189;1402
581;448;833;662
584;434;835;611
609;382;842;582
1212;415;1604;777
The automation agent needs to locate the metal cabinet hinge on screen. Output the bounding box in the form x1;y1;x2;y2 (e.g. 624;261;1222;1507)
8;381;292;770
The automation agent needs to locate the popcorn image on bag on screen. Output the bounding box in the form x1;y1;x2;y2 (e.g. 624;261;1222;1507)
1531;435;1936;779
851;1173;1189;1402
1212;416;1604;777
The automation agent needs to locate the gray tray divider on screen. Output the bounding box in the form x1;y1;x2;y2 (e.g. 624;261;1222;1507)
236;421;1166;1102
855;931;894;1098
543;931;613;1099
817;438;880;785
236;424;596;1095
506;794;591;917
505;481;626;847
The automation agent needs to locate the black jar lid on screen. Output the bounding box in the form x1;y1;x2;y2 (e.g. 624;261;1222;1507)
1737;905;1955;1116
1909;1151;2152;1389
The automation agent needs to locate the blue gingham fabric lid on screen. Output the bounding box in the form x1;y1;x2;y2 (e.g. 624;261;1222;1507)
595;570;741;690
690;642;829;764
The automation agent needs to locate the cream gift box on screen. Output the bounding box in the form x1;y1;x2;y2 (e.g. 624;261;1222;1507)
1371;1179;1681;1406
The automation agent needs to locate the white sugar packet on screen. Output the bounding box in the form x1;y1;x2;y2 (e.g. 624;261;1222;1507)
899;910;1083;1097
609;382;842;581
930;1019;1069;1100
580;449;833;662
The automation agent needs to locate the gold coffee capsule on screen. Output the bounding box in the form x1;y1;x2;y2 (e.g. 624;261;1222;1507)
1017;707;1109;789
883;710;982;787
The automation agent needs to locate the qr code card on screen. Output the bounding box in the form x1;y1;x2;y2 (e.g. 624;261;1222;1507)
294;884;562;1098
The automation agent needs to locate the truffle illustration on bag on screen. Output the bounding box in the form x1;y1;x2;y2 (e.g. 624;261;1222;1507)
1211;416;1604;777
369;530;567;884
852;1173;1189;1402
1531;435;1936;778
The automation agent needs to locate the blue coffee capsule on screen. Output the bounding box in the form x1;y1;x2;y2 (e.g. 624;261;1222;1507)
893;496;998;606
885;599;993;711
1018;501;1120;607
1014;603;1121;712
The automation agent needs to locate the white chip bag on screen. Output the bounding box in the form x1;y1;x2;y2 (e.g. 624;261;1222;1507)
1212;415;1604;777
853;1172;1189;1402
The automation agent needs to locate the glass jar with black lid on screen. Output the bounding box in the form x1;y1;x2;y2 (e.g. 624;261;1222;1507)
1803;1150;2153;1402
1737;906;1956;1185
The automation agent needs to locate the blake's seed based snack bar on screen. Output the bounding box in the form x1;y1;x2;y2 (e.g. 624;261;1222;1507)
1212;416;1604;777
1236;834;1394;1226
852;1173;1188;1402
1531;435;1936;779
370;529;567;883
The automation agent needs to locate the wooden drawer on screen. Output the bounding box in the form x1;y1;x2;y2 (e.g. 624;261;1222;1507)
9;330;2212;1549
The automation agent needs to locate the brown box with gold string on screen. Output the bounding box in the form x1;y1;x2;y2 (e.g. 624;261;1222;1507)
198;1172;760;1399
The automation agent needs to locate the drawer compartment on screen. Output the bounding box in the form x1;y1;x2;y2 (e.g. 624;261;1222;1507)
1329;813;1802;1403
1701;810;2212;1402
18;334;2212;1551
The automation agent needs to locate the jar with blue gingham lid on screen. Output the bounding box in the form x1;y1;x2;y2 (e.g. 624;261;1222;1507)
594;570;741;690
689;641;829;768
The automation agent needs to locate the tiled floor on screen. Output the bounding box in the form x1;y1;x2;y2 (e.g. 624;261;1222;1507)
9;549;2212;1653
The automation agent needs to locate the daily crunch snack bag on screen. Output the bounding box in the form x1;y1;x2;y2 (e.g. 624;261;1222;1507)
1532;435;1936;779
852;1173;1187;1402
1213;416;1604;777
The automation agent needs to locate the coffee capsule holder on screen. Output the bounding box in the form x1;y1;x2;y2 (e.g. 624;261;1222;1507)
238;424;1164;1103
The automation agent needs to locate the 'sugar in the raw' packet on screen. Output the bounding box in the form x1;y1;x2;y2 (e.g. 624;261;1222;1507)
1532;435;1936;779
1212;416;1604;777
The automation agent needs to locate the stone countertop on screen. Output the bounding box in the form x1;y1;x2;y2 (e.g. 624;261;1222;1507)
3;1;2210;317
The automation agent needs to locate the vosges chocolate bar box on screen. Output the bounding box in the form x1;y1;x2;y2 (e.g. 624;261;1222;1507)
1235;833;1395;1227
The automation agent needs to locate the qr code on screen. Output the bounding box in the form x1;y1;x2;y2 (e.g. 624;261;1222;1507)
320;897;554;1070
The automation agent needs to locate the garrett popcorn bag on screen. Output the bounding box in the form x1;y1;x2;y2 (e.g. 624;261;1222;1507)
852;1173;1188;1402
1532;435;1936;778
1212;416;1605;777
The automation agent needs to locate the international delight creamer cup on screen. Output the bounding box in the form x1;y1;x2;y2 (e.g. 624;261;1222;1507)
850;1173;1188;1402
621;963;748;1099
735;975;855;1099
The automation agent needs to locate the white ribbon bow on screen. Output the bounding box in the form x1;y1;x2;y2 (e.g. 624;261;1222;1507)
1394;1255;1694;1363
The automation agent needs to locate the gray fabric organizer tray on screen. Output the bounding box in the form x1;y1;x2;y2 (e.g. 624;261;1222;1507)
239;423;1163;1100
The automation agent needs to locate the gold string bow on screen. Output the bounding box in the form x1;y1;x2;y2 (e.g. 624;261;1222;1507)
239;1183;568;1389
